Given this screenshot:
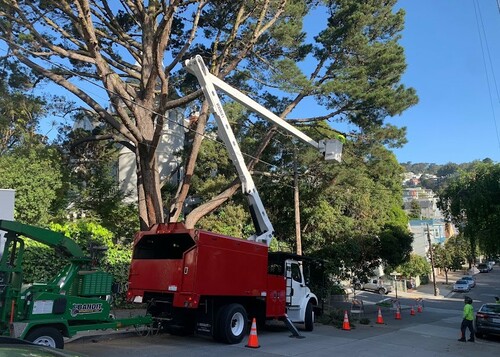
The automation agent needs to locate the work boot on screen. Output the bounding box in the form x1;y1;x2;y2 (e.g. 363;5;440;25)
458;338;466;342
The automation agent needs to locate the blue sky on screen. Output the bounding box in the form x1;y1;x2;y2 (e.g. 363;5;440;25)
392;0;500;164
5;1;499;165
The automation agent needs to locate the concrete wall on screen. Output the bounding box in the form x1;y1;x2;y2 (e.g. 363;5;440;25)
0;189;15;254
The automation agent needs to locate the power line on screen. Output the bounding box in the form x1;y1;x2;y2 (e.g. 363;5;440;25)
474;0;500;103
472;0;500;156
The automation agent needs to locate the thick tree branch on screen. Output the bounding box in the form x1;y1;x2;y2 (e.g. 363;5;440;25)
70;134;136;152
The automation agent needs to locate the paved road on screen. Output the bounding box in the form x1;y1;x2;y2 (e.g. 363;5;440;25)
64;267;499;356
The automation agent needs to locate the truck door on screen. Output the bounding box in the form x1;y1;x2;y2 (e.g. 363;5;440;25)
285;260;307;307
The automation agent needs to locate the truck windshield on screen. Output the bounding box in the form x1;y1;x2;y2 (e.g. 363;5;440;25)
133;233;195;259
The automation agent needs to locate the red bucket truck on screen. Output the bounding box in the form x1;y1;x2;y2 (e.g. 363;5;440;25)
127;56;344;344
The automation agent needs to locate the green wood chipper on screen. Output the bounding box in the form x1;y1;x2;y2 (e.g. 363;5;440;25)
0;220;151;349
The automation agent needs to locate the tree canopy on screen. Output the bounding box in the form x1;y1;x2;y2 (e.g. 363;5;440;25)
395;253;431;278
0;1;425;281
0;0;417;235
438;162;500;262
0;143;63;225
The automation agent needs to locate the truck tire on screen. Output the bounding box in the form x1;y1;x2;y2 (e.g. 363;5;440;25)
25;326;64;349
378;288;386;295
216;303;248;344
304;301;314;331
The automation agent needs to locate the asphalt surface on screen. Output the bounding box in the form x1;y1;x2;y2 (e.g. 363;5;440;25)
63;267;500;357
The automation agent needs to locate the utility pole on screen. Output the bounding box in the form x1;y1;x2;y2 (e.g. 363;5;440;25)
426;224;438;296
294;148;302;255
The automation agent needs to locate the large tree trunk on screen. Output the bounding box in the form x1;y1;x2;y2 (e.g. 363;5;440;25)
137;143;163;229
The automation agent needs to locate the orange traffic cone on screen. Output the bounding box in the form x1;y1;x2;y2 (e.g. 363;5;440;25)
376;307;384;324
245;318;260;348
410;306;416;316
342;310;351;331
417;304;423;313
395;306;401;320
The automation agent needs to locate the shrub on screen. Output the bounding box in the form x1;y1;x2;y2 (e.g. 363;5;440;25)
22;219;133;306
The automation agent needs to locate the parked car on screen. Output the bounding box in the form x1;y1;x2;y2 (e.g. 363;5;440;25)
478;263;490;273
461;275;476;288
353;277;392;295
475;303;500;338
0;337;86;356
453;280;471;292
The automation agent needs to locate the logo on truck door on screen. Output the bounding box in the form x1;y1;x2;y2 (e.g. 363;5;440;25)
70;303;103;317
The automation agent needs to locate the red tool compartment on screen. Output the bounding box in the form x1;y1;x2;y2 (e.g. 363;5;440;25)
128;223;273;304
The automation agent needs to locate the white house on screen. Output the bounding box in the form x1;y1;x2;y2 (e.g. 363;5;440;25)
409;219;448;257
118;109;188;203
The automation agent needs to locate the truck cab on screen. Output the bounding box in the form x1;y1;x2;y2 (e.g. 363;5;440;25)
268;252;322;331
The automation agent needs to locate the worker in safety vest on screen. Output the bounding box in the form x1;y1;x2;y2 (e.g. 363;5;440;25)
458;296;474;342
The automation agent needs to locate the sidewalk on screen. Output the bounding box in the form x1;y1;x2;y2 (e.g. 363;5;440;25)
397;269;476;300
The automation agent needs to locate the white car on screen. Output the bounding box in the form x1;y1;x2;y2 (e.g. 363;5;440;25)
453;280;471;293
461;275;476;288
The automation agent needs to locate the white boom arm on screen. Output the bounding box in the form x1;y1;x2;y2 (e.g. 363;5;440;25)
185;55;343;246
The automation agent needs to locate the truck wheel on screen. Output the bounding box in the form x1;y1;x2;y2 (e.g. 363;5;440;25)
216;303;248;344
304;301;314;331
25;326;64;349
378;288;386;295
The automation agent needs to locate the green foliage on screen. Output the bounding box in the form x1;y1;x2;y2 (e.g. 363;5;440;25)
408;200;421;219
55;124;140;243
0;79;46;154
317;308;355;329
438;162;500;261
47;220;114;251
444;234;471;269
395;254;431;278
401;161;485;193
432;242;462;276
101;245;132;305
313;0;417;129
2;0;422;280
22;220;132;305
379;224;413;269
197;203;254;238
329;284;347;296
0;143;63;225
23;241;67;283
